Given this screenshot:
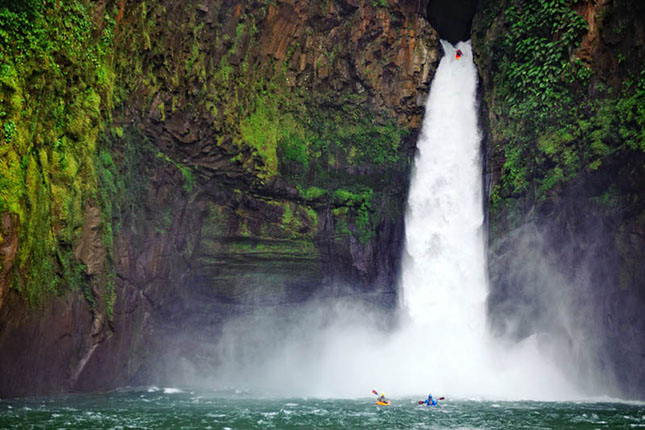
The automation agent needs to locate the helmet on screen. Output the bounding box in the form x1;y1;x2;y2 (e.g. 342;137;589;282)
381;392;385;397
428;394;432;398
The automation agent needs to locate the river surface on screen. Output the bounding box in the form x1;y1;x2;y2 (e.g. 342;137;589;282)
1;388;643;429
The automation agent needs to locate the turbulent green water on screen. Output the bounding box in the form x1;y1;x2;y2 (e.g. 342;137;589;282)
0;388;643;429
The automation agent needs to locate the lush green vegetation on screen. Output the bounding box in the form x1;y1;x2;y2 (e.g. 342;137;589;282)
0;0;414;309
486;0;588;205
479;0;645;228
0;0;115;305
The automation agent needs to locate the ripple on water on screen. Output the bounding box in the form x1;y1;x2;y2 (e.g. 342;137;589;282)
1;395;645;429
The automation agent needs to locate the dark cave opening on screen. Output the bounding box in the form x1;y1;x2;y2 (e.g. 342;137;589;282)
426;0;478;44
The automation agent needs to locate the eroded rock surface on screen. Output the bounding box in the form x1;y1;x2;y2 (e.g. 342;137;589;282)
0;0;439;396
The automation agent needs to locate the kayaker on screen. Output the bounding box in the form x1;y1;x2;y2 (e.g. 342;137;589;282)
377;392;388;403
423;394;437;406
456;49;463;60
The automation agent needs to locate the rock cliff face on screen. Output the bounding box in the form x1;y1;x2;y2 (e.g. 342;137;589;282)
2;0;643;399
0;0;438;395
473;0;645;398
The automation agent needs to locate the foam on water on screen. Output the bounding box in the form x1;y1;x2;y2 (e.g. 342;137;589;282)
0;389;643;428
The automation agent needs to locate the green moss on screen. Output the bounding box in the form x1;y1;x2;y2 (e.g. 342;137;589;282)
332;187;374;244
240;94;284;177
113;1;410;220
0;0;414;311
2;119;16;142
279;131;308;173
155;151;195;193
215;56;234;84
280;202;313;239
105;272;116;318
281;203;295;227
233;22;246;53
332;207;352;239
157;102;166;122
305;207;318;230
0;0;116;306
298;186;327;200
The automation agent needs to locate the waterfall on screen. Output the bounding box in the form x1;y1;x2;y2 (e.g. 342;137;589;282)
391;39;492;395
401;40;487;332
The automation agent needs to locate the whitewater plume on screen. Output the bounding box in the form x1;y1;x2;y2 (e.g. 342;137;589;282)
401;40;487;334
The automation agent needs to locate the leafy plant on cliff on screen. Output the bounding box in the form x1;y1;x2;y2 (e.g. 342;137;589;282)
491;0;588;203
482;0;645;233
334;187;374;244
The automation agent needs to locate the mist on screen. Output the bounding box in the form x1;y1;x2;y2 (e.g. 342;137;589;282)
487;222;621;398
193;294;586;400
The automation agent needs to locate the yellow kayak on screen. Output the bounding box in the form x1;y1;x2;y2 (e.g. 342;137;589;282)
376;401;392;406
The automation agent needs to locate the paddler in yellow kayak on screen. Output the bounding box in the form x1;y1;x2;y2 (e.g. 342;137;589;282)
375;391;391;406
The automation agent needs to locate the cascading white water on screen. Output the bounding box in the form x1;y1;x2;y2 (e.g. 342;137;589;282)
401;40;487;332
398;40;489;390
210;40;584;401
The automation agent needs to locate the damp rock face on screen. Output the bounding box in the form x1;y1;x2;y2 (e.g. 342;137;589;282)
473;0;645;399
0;0;440;396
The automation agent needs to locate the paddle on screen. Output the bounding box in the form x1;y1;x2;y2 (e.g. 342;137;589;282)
372;390;392;406
418;397;445;404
